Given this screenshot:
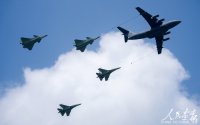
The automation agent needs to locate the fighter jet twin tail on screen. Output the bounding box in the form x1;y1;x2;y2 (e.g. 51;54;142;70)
20;7;181;117
96;67;121;81
57;104;81;116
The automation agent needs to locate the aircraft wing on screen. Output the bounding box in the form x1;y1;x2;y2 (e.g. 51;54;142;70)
22;42;34;50
74;39;83;45
155;35;164;54
61;112;65;116
98;68;107;73
27;44;34;50
60;104;68;109
21;37;31;43
136;7;162;28
105;74;110;81
78;45;87;52
66;110;71;116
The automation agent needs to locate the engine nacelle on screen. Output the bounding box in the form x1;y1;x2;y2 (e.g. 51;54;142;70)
151;15;159;20
157;18;165;25
159;18;165;22
164;31;171;35
163;38;170;41
153;15;159;18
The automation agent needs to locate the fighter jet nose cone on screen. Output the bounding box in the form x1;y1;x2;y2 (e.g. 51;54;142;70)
175;20;181;25
177;20;181;24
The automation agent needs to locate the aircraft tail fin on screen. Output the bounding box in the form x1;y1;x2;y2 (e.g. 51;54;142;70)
57;108;65;116
96;73;103;81
117;27;129;42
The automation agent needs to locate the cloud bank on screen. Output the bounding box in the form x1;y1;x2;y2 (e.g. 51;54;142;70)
0;32;199;125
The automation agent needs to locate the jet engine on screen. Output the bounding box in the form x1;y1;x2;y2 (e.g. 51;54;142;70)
152;15;159;19
157;18;165;25
163;38;170;41
164;31;171;35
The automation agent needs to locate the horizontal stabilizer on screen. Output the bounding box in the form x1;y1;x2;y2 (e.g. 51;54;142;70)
96;73;103;81
57;108;65;116
117;27;129;42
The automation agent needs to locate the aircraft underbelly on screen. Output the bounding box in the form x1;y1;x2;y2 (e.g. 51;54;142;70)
77;43;87;48
23;40;35;45
147;28;167;38
129;32;148;40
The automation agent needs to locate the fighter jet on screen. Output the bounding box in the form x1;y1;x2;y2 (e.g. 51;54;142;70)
117;7;181;54
20;35;47;50
57;103;81;116
74;36;100;52
96;67;121;81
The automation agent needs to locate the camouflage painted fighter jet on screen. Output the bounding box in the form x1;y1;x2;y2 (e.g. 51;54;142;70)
20;35;47;50
74;36;100;52
96;67;121;81
57;104;81;116
118;7;181;54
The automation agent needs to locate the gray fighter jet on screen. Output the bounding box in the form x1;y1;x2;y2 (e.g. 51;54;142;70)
20;35;47;50
57;103;81;116
74;36;100;52
117;7;181;54
96;67;121;81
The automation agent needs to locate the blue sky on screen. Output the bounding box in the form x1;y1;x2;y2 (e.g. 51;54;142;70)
0;0;199;98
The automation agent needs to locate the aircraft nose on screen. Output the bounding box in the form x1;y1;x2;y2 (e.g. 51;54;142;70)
115;67;121;70
176;20;181;25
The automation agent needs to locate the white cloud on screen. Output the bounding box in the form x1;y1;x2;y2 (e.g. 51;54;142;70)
0;32;199;125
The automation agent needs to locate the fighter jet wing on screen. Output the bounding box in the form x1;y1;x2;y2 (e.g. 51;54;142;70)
155;35;164;54
105;74;110;81
60;104;68;109
66;110;71;116
61;112;65;116
136;7;162;28
21;37;31;43
98;68;107;73
74;39;83;45
78;45;87;52
22;42;34;50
